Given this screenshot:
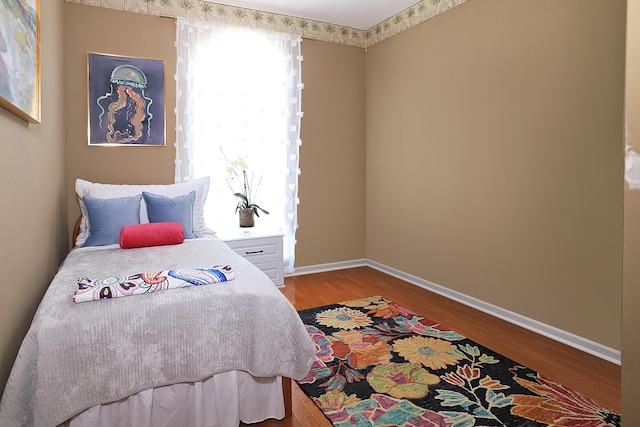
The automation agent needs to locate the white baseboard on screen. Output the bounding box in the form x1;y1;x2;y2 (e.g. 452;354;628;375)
287;258;368;276
288;259;621;365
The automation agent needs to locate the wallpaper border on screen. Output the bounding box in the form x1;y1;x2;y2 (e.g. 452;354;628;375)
65;0;469;48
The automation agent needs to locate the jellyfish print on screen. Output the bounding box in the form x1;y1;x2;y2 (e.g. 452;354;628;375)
88;53;165;146
96;65;154;144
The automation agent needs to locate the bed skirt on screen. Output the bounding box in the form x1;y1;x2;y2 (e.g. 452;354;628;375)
61;371;284;427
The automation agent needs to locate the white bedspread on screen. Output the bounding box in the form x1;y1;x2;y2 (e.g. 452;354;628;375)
0;237;315;427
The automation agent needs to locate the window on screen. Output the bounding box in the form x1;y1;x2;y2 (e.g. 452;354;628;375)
175;19;303;273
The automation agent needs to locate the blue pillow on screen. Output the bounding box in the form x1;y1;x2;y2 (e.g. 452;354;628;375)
83;194;142;247
142;191;196;239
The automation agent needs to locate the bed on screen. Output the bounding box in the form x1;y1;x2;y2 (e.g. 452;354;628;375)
0;178;316;427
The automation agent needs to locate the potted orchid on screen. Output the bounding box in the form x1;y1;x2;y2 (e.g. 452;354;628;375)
225;155;269;227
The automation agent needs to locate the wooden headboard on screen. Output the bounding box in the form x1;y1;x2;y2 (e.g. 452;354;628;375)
72;215;82;245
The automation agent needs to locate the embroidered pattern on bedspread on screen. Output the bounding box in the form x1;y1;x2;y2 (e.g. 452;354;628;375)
73;265;234;303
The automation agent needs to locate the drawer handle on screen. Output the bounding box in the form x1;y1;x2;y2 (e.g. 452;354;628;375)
245;250;264;255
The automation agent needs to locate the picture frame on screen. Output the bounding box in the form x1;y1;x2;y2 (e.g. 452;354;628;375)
87;52;166;146
0;0;41;124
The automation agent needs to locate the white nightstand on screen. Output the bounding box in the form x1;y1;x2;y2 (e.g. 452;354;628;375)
220;231;284;287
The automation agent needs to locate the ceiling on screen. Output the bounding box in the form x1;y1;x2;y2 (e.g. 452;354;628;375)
203;0;420;30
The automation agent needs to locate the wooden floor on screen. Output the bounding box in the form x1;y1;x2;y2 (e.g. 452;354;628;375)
248;266;621;427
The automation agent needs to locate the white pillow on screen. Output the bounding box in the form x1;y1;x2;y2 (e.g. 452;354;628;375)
75;177;210;246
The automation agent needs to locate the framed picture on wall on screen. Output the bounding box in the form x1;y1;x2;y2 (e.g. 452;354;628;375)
87;52;166;146
0;0;41;123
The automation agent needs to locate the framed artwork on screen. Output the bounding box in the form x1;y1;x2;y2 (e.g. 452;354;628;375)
88;52;165;146
0;0;41;123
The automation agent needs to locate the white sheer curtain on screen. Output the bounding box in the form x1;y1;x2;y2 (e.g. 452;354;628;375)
175;18;303;273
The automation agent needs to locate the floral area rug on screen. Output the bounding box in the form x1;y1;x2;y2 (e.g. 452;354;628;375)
296;296;620;427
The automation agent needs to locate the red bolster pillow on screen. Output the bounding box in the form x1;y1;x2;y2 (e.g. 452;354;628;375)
120;222;185;249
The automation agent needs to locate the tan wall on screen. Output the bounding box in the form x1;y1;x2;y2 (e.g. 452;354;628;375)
623;0;640;422
64;3;366;265
0;0;67;394
296;40;366;266
64;4;177;234
365;0;625;349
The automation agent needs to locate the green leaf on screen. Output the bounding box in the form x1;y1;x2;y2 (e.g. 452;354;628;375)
472;405;493;418
426;326;465;341
479;354;499;364
485;389;513;408
459;344;480;357
234;192;248;202
436;390;475;410
245;204;268;216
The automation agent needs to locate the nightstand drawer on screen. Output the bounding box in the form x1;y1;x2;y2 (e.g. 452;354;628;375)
224;235;283;265
220;233;284;287
255;261;284;287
